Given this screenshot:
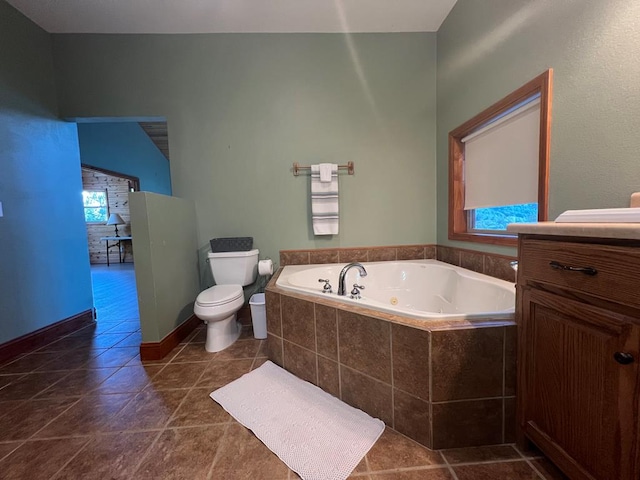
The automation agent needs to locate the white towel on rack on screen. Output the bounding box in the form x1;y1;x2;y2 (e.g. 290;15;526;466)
311;164;339;235
319;163;334;183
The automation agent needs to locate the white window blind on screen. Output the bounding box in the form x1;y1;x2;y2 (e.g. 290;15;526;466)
462;97;541;210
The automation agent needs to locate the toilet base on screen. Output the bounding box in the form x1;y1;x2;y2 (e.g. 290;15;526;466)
205;314;242;353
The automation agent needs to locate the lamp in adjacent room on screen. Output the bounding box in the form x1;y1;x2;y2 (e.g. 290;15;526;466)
106;213;126;237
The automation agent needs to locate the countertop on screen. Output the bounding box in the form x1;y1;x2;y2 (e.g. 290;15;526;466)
507;222;640;240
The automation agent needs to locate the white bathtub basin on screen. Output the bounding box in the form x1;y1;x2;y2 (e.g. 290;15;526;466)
276;260;515;320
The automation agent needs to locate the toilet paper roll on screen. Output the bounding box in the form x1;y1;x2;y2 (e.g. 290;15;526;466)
258;259;274;276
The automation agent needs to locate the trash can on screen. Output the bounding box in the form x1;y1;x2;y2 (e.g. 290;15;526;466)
249;293;267;339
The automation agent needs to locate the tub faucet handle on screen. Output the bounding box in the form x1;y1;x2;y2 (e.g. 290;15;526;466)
318;279;333;294
350;284;365;299
337;262;368;296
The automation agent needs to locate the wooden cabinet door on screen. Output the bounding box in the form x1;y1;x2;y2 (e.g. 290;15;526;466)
519;288;640;480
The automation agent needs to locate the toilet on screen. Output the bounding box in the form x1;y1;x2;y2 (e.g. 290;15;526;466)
194;249;259;352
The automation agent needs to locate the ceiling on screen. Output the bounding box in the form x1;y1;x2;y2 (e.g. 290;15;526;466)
139;122;170;162
6;0;457;34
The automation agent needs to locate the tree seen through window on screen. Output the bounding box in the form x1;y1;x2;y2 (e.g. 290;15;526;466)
472;203;538;231
83;190;108;222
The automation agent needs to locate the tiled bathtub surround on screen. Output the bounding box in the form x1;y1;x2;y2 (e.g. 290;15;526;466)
279;244;517;283
436;246;517;283
265;286;517;450
280;245;437;266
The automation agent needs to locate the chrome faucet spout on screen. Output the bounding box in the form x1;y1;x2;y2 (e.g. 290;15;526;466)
337;262;367;296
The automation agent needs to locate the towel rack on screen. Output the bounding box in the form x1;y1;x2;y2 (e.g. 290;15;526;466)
292;161;354;176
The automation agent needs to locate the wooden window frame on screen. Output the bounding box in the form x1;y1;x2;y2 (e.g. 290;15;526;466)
448;69;553;247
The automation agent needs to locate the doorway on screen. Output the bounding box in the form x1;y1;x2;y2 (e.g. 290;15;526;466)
81;165;139;265
75;118;172;333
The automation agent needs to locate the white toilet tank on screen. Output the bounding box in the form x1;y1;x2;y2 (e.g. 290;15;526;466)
208;249;259;286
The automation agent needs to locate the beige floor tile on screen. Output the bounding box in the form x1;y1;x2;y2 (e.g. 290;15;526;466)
0;371;71;401
239;326;256;340
0;442;22;461
171;343;218;363
35;368;118;398
125;354;170;367
0;397;78;441
133;425;226;479
86;347;139;368
453;460;541;480
197;359;253;389
352;457;368;473
0;437;90;480
209;423;289;480
441;445;521;464
367;428;444;472
37;335;98;352
88;333;137;349
112;331;142;348
185;328;207;344
103;322;141;334
40;348;108;371
370;469;453;479
215;338;262;360
148;362;208;389
168;388;232;427
53;431;156;480
0;374;21;390
0;399;24;421
0;352;63;374
531;458;569;480
252;357;269;370
94;365;163;394
106;388;188;431
34;393;133;437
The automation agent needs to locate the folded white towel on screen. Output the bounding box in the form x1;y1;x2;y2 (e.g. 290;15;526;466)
311;164;339;235
312;216;339;235
310;196;339;215
319;163;335;183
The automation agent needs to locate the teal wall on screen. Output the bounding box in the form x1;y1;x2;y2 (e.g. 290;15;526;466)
0;1;93;344
436;0;640;255
129;192;199;342
51;33;438;263
77;122;172;195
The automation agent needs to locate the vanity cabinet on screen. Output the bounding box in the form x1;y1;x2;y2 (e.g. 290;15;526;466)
516;235;640;480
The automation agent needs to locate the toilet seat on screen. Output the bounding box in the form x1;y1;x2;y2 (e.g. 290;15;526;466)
195;285;243;308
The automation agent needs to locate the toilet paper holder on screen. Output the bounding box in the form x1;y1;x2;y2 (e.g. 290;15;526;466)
258;258;274;276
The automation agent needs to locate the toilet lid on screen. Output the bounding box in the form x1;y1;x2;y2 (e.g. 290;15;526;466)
196;285;243;307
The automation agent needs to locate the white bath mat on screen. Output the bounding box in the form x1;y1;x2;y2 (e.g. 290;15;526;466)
210;360;385;480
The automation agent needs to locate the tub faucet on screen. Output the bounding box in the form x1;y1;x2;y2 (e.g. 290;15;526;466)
338;262;367;296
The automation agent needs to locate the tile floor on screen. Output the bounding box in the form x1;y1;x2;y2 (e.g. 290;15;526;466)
0;264;567;479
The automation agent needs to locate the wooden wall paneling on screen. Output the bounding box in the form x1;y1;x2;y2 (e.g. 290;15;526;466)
82;167;134;264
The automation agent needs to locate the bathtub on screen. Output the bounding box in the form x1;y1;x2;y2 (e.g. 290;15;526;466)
275;259;515;320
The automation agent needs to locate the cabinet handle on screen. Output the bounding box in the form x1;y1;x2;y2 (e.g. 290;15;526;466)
549;261;598;276
614;352;635;365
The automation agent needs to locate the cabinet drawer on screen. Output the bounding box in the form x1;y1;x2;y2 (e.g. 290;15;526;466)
519;238;640;309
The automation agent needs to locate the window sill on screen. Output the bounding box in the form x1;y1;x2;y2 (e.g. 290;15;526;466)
449;231;518;247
